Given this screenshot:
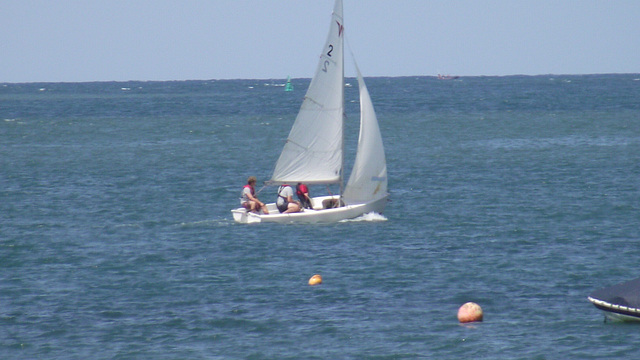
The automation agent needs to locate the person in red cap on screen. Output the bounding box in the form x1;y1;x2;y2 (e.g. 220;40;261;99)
296;183;312;209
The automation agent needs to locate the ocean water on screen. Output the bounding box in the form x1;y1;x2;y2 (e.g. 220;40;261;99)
1;74;640;359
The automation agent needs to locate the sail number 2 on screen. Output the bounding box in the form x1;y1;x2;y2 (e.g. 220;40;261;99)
321;44;334;73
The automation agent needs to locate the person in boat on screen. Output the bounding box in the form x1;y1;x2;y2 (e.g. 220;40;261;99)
241;176;269;214
276;184;302;213
296;183;313;209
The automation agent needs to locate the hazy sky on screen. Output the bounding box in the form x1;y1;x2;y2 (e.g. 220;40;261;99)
2;0;639;83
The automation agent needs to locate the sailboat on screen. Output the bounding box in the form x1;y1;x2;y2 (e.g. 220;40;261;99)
231;0;388;224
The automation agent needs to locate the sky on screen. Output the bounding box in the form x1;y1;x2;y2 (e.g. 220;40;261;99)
2;0;639;83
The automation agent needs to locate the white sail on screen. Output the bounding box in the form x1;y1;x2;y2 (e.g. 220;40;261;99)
342;64;387;204
270;0;344;185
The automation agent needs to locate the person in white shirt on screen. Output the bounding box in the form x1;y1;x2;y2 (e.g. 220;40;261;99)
241;176;269;214
276;184;301;213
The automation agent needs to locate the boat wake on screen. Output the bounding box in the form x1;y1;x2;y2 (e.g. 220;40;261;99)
179;219;232;228
341;212;387;222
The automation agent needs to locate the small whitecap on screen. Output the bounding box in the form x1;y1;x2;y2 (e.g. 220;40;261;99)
341;212;387;222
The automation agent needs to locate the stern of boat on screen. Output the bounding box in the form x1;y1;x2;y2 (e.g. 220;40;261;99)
231;208;263;224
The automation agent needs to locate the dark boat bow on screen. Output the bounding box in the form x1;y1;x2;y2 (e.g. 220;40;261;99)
588;277;640;321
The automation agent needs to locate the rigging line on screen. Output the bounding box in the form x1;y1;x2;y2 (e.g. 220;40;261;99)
255;184;268;195
345;34;364;80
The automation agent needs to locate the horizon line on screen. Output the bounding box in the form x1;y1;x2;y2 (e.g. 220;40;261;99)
2;72;639;85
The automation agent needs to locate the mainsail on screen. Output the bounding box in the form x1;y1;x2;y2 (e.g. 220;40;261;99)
270;0;344;185
342;63;387;204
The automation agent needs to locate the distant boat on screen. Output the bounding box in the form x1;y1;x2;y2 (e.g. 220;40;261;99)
231;0;388;224
285;76;294;91
588;277;640;322
437;74;459;80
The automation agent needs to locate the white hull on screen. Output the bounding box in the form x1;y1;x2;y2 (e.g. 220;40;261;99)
231;195;388;224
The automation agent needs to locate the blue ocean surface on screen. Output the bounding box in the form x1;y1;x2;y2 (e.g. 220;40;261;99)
2;74;640;359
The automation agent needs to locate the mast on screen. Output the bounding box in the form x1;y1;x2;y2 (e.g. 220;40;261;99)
339;0;345;199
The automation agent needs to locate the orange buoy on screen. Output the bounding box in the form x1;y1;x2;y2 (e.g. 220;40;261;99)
457;302;483;323
308;274;322;286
